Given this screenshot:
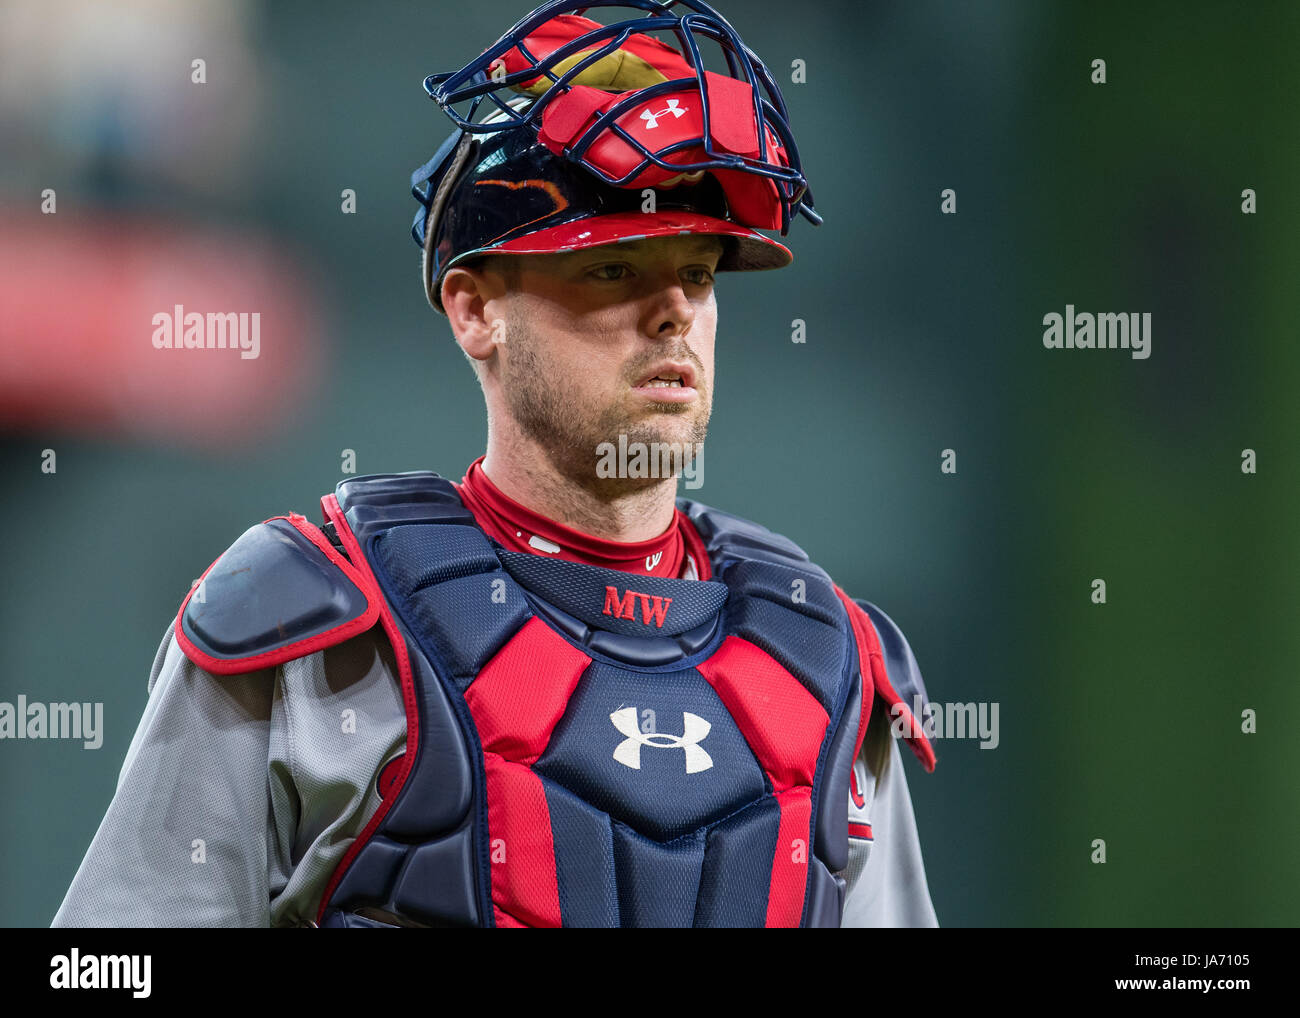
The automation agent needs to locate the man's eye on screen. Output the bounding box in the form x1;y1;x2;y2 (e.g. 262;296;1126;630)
684;267;715;286
589;264;629;281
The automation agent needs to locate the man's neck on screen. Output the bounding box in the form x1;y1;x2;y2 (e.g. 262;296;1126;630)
480;435;678;543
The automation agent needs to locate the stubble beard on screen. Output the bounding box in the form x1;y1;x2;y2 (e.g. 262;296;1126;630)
501;321;710;499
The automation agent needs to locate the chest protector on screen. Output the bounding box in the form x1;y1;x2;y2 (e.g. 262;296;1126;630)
307;472;869;927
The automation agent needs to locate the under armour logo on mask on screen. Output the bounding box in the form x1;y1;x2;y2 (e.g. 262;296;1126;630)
640;99;687;129
610;707;713;774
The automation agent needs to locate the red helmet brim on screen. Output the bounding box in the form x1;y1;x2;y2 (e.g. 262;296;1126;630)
486;209;792;270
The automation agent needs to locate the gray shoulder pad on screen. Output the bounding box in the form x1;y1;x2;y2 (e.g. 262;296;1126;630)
175;514;377;675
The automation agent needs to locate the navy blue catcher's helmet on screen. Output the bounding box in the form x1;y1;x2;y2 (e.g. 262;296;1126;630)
410;0;821;314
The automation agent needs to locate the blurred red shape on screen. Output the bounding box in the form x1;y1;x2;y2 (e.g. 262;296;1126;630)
0;208;327;451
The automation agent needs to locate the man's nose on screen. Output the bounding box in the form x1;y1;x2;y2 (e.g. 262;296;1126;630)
639;274;696;341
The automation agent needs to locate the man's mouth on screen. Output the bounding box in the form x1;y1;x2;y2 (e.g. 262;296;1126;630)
631;362;699;403
634;361;697;388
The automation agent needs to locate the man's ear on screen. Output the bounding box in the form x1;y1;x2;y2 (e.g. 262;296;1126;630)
443;263;508;365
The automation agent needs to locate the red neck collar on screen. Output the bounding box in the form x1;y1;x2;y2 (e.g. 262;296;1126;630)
452;455;711;580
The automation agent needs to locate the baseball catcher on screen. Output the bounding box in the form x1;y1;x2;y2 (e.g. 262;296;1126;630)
53;0;938;928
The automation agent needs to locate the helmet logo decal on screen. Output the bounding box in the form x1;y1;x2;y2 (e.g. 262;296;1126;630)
476;177;568;213
639;99;687;130
475;178;570;244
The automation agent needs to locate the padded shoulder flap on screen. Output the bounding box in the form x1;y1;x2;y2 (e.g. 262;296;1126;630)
856;600;930;710
849;597;937;773
175;513;379;675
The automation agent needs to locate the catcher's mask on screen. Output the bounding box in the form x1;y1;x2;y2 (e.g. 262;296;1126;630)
411;0;820;314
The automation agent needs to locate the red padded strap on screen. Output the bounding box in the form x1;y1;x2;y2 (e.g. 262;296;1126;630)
703;70;758;155
482;756;563;928
465;616;591;765
697;635;827;927
539;84;612;148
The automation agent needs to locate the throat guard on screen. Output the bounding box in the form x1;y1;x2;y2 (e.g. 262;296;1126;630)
312;472;875;927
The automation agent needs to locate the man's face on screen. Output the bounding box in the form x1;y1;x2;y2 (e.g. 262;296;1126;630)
475;233;724;494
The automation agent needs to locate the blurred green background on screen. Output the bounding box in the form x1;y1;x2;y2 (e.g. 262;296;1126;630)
1;0;1295;927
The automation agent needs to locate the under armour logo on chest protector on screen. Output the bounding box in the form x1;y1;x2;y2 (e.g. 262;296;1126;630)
610;707;714;774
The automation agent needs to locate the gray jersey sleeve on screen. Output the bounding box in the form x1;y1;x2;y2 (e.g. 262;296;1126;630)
51;622;404;928
839;699;939;928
